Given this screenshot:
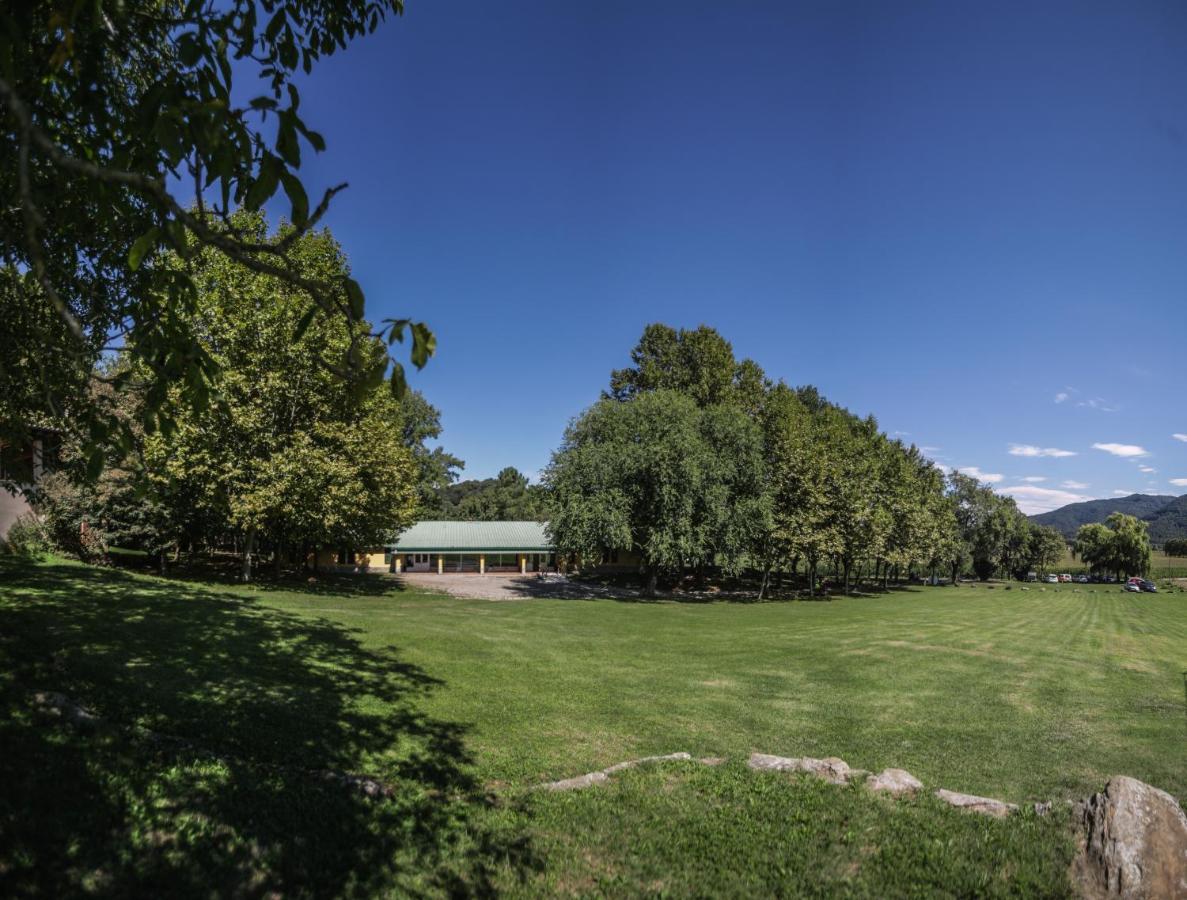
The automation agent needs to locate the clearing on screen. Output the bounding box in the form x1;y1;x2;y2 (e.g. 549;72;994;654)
2;558;1184;896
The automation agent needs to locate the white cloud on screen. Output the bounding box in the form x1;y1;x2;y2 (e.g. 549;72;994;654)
1054;392;1068;404
957;466;1003;484
1171;478;1187;487
1077;397;1119;412
1139;465;1157;473
1092;443;1149;458
1062;480;1089;489
1020;476;1046;483
893;430;910;437
1173;434;1187;443
1112;489;1136;496
999;485;1090;515
1008;443;1077;458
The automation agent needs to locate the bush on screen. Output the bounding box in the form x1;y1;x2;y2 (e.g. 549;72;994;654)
2;514;53;559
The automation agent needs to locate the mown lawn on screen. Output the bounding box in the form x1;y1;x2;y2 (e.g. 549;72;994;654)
2;558;1184;896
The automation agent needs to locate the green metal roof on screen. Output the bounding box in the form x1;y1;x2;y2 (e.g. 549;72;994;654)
389;520;553;552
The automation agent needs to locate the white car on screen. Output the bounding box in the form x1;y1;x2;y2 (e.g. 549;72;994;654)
1124;582;1142;593
1044;574;1059;584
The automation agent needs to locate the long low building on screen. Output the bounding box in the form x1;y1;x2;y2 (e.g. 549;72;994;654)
388;520;556;574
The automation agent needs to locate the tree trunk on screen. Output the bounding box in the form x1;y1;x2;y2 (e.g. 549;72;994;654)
808;558;817;597
843;560;852;595
758;564;771;601
302;541;310;573
645;566;658;597
242;527;256;583
273;537;283;579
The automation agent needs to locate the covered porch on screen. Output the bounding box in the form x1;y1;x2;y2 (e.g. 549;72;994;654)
388;520;557;575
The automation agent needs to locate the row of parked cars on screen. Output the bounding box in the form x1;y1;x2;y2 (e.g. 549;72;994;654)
1025;572;1158;591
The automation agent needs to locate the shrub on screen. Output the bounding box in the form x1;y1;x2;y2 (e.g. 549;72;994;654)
2;514;53;559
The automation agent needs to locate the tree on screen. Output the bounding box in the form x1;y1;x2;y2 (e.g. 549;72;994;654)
1026;524;1066;577
1163;537;1187;557
144;213;418;580
1104;512;1152;579
437;468;549;522
1074;522;1113;575
398;391;464;516
546;391;715;595
607;323;766;410
1;0;431;467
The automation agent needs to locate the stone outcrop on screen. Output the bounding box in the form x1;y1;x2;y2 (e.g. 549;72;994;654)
539;752;701;791
747;752;866;785
934;788;1018;818
866;768;923;797
1073;775;1187;899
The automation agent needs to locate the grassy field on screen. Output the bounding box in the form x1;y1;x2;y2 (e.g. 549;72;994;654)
3;558;1185;896
1056;548;1187;577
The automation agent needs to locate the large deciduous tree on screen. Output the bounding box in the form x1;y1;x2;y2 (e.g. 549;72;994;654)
143;213;419;580
545;391;716;595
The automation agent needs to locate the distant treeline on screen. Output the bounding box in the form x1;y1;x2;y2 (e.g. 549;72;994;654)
426;468;548;522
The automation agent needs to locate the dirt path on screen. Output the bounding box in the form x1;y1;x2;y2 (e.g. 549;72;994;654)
396;572;643;601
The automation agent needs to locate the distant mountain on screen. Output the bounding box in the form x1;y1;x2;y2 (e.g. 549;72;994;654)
1028;493;1184;543
1145;495;1187;545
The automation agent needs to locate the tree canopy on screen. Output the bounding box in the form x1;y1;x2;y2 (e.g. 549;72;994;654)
1;0;431;465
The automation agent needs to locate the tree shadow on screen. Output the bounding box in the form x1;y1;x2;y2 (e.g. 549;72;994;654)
0;559;533;897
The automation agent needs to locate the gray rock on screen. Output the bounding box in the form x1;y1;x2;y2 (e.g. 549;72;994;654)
747;752;859;785
539;752;695;791
935;788;1018;818
1073;775;1187;899
866;768;924;796
539;771;611;791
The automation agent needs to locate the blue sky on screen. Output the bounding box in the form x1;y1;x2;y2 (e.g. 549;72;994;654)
267;0;1187;513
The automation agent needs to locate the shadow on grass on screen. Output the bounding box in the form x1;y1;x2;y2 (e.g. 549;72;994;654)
0;559;532;897
153;554;407;598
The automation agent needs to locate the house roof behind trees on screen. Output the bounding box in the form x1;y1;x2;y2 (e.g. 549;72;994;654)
389;521;553;553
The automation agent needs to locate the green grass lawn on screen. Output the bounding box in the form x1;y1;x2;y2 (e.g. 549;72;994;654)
2;558;1185;896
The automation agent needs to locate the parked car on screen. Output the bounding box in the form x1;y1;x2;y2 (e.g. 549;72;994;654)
1074;575;1089;584
1026;572;1038;582
1044;574;1059;584
1124;582;1142;592
1140;580;1158;593
1126;577;1144;587
1058;573;1072;583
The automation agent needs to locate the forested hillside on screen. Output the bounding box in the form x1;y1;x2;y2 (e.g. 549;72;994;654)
1029;493;1182;543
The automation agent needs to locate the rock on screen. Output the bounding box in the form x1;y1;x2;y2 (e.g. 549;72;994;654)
539;752;696;791
866;768;924;796
1033;801;1053;816
1073;775;1187;899
747;752;860;785
699;756;727;766
540;771;610;791
935;788;1018;818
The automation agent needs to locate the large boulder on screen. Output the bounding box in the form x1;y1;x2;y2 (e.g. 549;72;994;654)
1073;775;1187;899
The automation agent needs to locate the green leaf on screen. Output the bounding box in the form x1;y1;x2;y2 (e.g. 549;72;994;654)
343;278;365;320
410;322;436;369
389;363;407;399
245;156;280;210
128;227;160;270
276;115;300;167
85;447;105;481
279;171;308;225
292;304;318;342
176;32;201;67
